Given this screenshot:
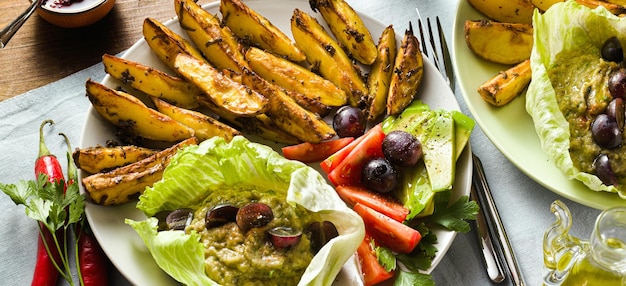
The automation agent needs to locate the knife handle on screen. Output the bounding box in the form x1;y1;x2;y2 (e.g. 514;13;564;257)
470;184;506;283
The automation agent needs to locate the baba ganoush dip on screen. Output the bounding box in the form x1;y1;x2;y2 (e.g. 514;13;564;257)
126;136;365;286
527;1;626;198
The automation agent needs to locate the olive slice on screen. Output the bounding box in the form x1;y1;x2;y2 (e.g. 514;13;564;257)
306;221;339;253
166;208;194;231
236;202;274;232
268;227;302;248
205;204;239;228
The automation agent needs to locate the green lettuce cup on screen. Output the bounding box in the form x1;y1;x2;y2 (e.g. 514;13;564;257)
126;136;365;285
526;0;626;198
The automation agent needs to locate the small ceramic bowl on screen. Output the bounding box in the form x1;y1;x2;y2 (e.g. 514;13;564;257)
37;0;116;28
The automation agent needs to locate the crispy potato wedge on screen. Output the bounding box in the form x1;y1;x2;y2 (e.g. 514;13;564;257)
196;95;301;144
291;8;368;108
464;19;533;65
220;0;306;62
174;0;248;72
173;52;268;117
576;0;626;14
367;25;396;120
143;18;206;71
467;0;534;24
478;59;531;106
240;68;336;143
309;0;377;65
387;24;424;116
73;145;157;174
102;54;200;109
82;137;198;205
283;89;332;117
85;79;194;142
603;0;626;7
531;0;564;11
152;98;241;142
245;47;347;107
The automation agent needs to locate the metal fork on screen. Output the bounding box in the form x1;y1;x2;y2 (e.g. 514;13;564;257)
414;8;524;285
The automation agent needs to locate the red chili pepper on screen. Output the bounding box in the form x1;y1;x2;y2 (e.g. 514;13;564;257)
60;133;110;286
32;120;64;286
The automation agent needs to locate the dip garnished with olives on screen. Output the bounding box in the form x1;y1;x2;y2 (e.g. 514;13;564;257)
126;136;365;285
527;1;626;198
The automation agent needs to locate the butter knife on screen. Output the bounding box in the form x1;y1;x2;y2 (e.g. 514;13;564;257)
470;182;505;283
472;154;526;286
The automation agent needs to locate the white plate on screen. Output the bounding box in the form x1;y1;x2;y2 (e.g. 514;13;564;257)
452;1;626;210
79;1;472;285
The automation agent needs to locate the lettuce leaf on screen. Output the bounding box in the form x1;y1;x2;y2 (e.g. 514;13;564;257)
526;0;626;198
126;136;365;286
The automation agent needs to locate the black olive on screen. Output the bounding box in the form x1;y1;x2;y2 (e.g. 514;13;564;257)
601;36;624;63
205;204;239;229
594;154;618;186
306;221;339;253
236;202;274;232
165;208;194;231
268;227;302;249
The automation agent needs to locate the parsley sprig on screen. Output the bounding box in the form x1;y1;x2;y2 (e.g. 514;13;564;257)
1;174;86;285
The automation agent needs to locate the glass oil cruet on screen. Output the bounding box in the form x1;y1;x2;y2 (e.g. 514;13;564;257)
543;199;626;285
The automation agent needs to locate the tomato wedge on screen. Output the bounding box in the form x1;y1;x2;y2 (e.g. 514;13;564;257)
327;124;385;186
357;236;395;286
320;133;366;174
354;203;421;254
335;185;409;222
282;137;354;163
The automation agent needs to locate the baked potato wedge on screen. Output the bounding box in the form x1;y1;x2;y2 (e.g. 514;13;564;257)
82;137;198;206
174;0;248;73
85;79;194;142
220;0;306;62
477;59;531;106
73;145;157;174
387;24;424;116
143;18;206;72
576;0;626;14
102;54;200;109
196;96;301;144
173;52;268;117
245;47;347;107
467;0;534;24
531;0;565;11
291;8;368;108
464;19;533;65
309;0;377;65
152;97;241;142
367;25;396;120
240;68;336;143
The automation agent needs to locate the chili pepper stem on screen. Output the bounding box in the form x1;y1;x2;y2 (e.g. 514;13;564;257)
38;120;55;158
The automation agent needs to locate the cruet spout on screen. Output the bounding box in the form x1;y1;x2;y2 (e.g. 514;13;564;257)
543;200;583;271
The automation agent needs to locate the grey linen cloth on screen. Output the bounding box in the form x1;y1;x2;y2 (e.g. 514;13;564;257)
0;0;605;285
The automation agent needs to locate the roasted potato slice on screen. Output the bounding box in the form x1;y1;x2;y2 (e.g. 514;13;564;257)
387;24;424;116
478;59;531;106
73;145;157;174
467;0;534;24
143;18;206;71
367;25;396;120
220;0;306;62
291;8;368;108
85;79;194;142
576;0;626;14
174;0;248;73
245;47;347;107
173;52;268;117
82;137;198;206
152;98;241;142
309;0;378;65
196;96;301;144
102;54;200;109
464;19;533;65
240;68;336;143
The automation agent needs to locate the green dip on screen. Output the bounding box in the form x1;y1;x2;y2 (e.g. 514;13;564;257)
548;47;622;182
186;189;318;286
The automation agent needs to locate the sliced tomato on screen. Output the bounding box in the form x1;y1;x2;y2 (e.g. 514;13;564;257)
357;236;395;286
320;133;366;174
335;185;409;222
354;203;421;254
282;137;354;163
327;124;385;186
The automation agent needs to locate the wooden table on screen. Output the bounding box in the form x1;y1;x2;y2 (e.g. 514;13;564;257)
0;0;214;102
